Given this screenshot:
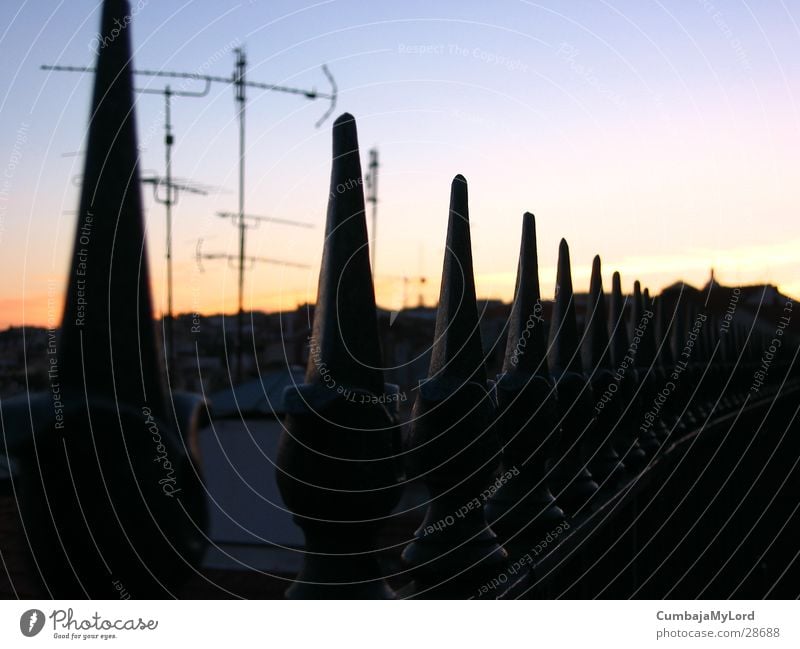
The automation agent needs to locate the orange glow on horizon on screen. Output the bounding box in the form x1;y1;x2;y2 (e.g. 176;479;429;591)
7;239;798;330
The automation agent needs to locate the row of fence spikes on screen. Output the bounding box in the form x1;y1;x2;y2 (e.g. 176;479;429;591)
286;105;780;592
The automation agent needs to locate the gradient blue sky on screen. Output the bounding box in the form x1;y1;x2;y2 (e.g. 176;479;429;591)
1;0;798;325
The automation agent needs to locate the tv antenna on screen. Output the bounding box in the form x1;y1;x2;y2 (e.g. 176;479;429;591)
195;237;310;274
43;47;337;381
365;148;379;277
138;82;212;373
216;211;313;230
215;208;314;377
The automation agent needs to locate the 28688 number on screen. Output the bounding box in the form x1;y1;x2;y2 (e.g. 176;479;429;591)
743;628;780;638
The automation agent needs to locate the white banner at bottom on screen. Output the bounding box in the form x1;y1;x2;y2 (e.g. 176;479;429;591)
0;600;797;648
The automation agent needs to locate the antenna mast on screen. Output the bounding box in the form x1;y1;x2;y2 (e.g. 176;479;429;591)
365;148;379;277
138;82;211;375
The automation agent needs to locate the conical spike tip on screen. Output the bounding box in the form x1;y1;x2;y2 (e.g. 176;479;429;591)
548;238;582;375
609;271;630;366
59;0;167;413
331;112;358;157
427;175;486;384
502;212;547;375
306;113;384;393
583;255;610;371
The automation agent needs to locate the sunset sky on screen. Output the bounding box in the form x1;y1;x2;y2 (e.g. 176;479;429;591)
0;0;798;328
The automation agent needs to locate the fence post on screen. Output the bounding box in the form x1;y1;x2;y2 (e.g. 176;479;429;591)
631;281;660;457
654;294;676;438
276;113;403;599
548;240;599;513
641;288;668;444
401;175;507;597
485;212;565;558
583;256;626;489
609;272;647;472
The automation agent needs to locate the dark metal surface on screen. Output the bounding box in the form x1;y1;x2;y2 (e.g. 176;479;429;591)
5;0;207;599
608;271;647;472
401;175;506;597
548;239;599;513
485;213;564;558
276;113;403;599
583;256;625;488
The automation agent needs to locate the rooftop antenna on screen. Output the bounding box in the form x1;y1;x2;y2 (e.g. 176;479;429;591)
365;147;379;276
137;82;211;374
195;238;310;273
195;237;309;376
215;210;314;377
216;211;314;230
43;49;337;381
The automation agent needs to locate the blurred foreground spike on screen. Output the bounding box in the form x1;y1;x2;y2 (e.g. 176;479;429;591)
59;0;167;415
277;113;402;598
402;175;506;597
5;0;207;598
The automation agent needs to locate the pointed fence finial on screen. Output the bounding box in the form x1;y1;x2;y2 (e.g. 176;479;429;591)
609;272;630;368
583;255;611;372
277;113;403;599
501;213;549;376
486;213;564;556
305;112;384;394
608;272;647;472
427;174;487;385
548;241;599;513
549;239;582;376
630;281;660;456
402;175;507;596
582;256;625;486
